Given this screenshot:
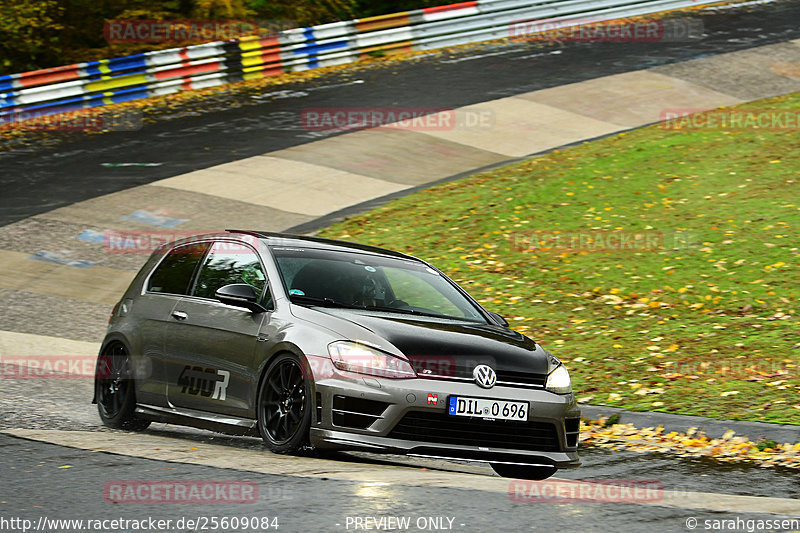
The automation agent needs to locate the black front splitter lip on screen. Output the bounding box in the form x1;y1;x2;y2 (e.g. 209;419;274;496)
310;428;580;469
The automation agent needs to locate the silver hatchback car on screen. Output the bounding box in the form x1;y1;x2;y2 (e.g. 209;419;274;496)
94;230;580;479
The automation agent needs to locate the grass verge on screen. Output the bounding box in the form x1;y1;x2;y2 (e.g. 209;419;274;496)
319;92;799;424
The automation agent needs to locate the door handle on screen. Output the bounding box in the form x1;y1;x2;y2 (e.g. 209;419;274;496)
171;310;188;321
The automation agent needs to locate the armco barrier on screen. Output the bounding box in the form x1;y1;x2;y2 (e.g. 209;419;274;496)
0;0;714;124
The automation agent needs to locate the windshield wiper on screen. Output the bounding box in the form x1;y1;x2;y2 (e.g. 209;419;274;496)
289;295;363;309
291;297;464;321
364;305;418;315
364;305;452;320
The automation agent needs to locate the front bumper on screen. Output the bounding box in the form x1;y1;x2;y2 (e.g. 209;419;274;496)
311;428;580;468
309;360;581;469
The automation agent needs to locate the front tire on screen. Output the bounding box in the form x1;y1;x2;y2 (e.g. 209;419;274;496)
95;343;150;431
257;353;312;454
491;463;557;480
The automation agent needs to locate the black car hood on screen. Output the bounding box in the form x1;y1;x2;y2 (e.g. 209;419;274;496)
315;308;550;377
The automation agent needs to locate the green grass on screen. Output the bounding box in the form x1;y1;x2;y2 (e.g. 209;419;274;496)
319;93;800;424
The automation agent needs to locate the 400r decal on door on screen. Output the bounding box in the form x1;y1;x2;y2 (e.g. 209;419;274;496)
178;366;230;400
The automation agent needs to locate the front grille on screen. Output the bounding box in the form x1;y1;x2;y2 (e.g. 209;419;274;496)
496;370;546;388
331;395;389;430
565;418;580;448
418;368;547;389
388;411;560;452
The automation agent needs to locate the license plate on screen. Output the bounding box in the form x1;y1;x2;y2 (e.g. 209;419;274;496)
448;396;528;421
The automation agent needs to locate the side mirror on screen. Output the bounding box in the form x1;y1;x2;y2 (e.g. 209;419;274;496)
215;284;267;313
488;312;509;327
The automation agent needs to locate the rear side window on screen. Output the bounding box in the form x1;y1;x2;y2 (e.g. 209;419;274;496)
147;242;210;295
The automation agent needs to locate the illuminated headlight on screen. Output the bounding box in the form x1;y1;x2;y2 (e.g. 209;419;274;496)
545;364;572;394
328;341;416;379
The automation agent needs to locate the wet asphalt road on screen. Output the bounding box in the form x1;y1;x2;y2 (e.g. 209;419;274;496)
2;429;799;533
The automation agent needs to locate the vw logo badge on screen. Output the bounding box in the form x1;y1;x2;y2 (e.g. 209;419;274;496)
473;364;497;389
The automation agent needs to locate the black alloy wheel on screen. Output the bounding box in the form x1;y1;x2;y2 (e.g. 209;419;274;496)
258;353;312;453
95;343;150;431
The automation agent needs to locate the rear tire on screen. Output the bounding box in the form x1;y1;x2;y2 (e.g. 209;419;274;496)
95;343;150;431
491;463;556;480
257;353;312;454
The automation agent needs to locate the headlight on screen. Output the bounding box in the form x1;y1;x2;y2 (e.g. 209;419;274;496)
328;341;417;379
545;364;572;394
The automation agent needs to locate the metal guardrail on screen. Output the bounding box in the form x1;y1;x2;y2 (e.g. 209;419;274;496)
0;0;714;123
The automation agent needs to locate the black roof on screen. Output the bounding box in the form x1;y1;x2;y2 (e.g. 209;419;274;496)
226;229;419;261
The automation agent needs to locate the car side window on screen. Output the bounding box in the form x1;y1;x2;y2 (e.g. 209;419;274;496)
147;242;210;295
192;241;269;304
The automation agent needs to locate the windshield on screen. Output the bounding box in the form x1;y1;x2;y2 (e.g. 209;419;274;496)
271;247;487;322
